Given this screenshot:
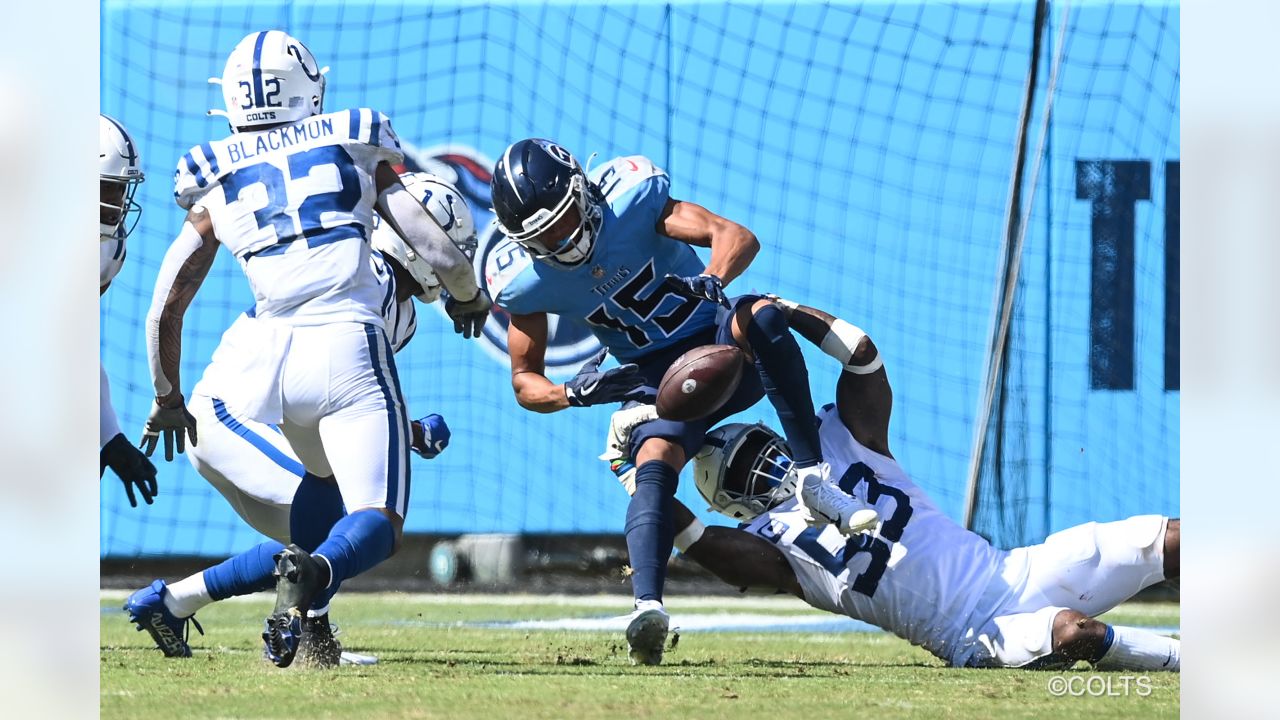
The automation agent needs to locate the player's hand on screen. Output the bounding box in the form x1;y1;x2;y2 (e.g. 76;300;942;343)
663;273;729;308
410;413;451;460
565;348;650;407
139;395;198;462
444;289;492;339
101;432;158;507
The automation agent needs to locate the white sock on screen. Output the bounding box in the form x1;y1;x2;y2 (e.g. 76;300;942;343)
795;462;829;488
308;603;331;618
163;574;213;619
634;599;665;615
1095;625;1180;672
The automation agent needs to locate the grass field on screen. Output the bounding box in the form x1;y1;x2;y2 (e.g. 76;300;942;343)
101;592;1179;719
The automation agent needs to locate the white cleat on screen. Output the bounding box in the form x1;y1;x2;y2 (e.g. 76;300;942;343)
625;605;670;666
795;463;880;536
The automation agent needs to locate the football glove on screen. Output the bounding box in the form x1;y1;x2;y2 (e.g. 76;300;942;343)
101;432;158;507
443;289;492;339
565;348;650;407
410;413;451;460
663;272;729;308
139;395;198;462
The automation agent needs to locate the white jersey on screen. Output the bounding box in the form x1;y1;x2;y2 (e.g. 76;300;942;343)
741;406;1007;664
173;108;403;327
100;231;126;289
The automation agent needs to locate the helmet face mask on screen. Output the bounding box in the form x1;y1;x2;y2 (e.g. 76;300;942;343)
99;114;144;241
211;31;328;132
694;423;796;522
491;139;603;268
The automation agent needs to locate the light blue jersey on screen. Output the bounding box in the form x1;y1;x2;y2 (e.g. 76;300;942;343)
485;155;717;362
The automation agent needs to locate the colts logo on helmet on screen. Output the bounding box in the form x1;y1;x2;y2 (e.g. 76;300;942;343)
401;143;602;376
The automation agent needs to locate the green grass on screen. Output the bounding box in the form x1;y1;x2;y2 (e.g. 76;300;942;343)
101;593;1179;719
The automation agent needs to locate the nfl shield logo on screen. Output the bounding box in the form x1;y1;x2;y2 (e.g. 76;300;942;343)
591;265;605;279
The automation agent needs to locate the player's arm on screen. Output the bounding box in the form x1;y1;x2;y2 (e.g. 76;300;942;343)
373;162;490;337
507;311;569;413
671;499;803;597
142;207;217;460
658;198;759;284
510;315;648;413
773;299;893;458
657;199;759;307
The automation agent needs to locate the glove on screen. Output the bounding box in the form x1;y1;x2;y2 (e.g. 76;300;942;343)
597;404;660;496
139;395;198;462
101;432;158;507
663;272;729;308
410;413;451;460
564;348;650;407
444;289;492;339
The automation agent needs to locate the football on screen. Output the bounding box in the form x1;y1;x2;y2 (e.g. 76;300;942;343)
656;344;747;422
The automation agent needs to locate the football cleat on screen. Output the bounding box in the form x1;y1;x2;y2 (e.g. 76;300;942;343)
796;463;880;536
262;545;328;668
625;606;670;666
293;614;342;669
123;580;203;658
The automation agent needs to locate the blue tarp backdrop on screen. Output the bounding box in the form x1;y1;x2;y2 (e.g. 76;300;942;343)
100;1;1179;557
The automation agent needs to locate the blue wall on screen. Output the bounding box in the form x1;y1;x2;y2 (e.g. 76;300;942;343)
101;1;1178;556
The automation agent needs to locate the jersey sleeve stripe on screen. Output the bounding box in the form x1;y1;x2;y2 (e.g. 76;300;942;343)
370;112;382;147
348;108;361;140
182;152;207;189
193;143;219;185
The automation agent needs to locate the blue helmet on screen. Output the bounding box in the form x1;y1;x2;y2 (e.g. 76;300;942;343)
490;138;603;267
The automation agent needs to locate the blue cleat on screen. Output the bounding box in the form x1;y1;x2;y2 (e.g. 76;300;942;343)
123;580;203;658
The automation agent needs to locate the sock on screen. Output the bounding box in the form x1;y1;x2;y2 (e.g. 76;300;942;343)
624;461;679;603
313;510;395;589
746;302;823;467
182;540;284;617
635;599;665;614
163;573;213;619
291;473;347;552
1093;625;1180;671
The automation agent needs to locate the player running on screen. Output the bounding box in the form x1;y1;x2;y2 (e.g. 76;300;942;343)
124;173;467;666
138;31;490;668
485;139;877;664
99;114;159;508
601;298;1180;671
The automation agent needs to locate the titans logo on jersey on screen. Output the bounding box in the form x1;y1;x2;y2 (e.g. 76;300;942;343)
486;155;717;363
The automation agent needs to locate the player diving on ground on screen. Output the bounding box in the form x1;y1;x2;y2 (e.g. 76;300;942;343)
130;30;489;668
485;139;879;664
599;298;1180;671
124;172;468;665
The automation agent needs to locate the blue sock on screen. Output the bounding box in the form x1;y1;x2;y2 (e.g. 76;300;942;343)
746;302;823;468
624;461;679;603
202;541;284;601
290;473;346;552
313;510;395;594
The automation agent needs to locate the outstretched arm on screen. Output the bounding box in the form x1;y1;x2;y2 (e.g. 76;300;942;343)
773;300;894;458
672;499;803;597
146;207;218;406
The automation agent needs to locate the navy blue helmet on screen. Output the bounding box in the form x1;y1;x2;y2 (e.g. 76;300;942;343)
490;138;603;266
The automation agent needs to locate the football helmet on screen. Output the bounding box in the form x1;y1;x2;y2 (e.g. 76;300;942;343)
209;30;328;131
490;138;603;267
371;172;478;303
693;423;795;521
99;114;144;241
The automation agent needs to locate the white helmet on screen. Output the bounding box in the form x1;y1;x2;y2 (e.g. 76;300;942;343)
692;423;796;521
371;172;478;303
210;30;328;131
99;114;144;241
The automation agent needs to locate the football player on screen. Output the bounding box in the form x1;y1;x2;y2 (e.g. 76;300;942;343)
486;139;877;664
137;31;490;668
99;114;159;508
601;298;1180;672
124;173;466;665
